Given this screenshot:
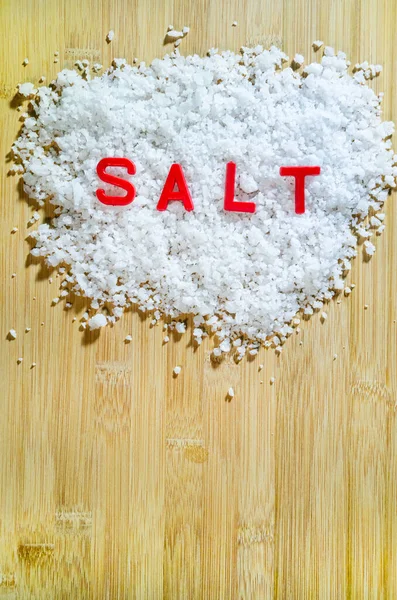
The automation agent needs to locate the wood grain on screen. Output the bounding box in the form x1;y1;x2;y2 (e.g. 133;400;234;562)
1;0;397;597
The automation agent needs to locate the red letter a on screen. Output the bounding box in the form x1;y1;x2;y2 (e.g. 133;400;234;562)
157;164;194;212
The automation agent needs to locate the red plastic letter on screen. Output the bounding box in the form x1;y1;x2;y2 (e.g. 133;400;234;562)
157;164;194;212
96;158;136;206
224;162;256;214
279;165;321;214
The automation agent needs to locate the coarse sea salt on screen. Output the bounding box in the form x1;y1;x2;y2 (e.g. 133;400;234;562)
12;45;397;353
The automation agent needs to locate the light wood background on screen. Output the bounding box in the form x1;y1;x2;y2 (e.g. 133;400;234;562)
1;0;397;597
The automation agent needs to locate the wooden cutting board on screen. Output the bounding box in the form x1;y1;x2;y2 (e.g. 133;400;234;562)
1;0;396;597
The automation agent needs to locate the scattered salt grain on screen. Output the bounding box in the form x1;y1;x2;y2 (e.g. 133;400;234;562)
31;362;36;368
344;287;351;296
11;227;18;233
11;273;16;278
12;45;396;350
174;39;181;48
166;30;184;41
364;240;376;257
321;311;328;321
364;304;369;309
52;297;59;305
182;26;190;35
124;334;132;342
333;353;338;360
292;53;304;68
106;30;114;42
39;76;46;83
258;363;264;371
17;82;36;96
312;40;324;51
232;21;238;27
25;327;31;332
175;321;186;333
227;387;235;398
173;365;181;375
87;313;107;330
269;376;275;384
163;335;169;343
22;58;29;66
17;358;23;364
8;329;17;340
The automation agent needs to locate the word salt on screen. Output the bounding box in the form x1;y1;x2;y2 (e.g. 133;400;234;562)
12;46;396;353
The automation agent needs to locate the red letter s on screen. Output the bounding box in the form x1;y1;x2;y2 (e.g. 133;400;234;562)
96;158;136;206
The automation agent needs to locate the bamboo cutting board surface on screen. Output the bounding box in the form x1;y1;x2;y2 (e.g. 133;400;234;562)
1;0;397;597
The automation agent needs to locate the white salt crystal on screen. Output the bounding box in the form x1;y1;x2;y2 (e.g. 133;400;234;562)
25;327;31;332
11;227;18;233
18;82;36;96
163;335;169;343
321;311;328;321
166;30;184;40
8;329;17;339
124;334;132;342
312;40;324;51
182;26;190;35
22;58;29;66
228;387;235;397
87;313;107;330
175;322;186;333
269;376;275;384
106;30;114;42
17;357;23;364
173;365;181;375
364;240;376;256
232;21;238;27
292;53;304;67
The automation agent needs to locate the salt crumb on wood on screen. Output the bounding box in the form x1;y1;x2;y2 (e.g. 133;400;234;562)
227;387;235;398
124;334;132;342
232;21;238;27
173;365;181;375
312;40;324;51
8;329;17;340
106;30;114;43
87;313;107;330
